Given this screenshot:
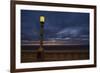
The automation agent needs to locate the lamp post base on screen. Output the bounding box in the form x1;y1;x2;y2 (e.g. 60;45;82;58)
37;48;44;61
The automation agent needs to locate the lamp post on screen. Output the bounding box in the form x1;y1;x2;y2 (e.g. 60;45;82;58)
37;16;45;61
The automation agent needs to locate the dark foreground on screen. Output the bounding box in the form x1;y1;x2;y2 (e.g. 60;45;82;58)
21;45;89;63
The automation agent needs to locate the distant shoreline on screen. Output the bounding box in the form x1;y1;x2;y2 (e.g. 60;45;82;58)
21;44;89;46
21;40;89;46
21;44;89;51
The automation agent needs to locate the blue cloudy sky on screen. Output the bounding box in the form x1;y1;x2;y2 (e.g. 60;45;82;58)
21;10;89;44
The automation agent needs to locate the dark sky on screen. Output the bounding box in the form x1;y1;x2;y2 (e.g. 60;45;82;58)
21;10;89;44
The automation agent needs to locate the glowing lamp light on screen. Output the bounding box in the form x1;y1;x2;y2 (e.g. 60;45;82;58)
40;16;45;23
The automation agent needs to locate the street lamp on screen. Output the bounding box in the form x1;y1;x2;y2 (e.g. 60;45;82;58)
37;16;45;61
